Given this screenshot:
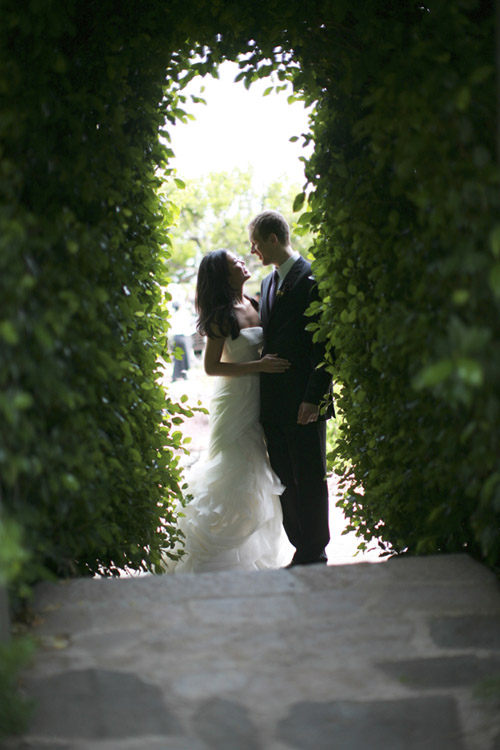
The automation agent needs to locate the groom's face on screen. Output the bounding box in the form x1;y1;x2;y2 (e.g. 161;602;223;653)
249;230;274;266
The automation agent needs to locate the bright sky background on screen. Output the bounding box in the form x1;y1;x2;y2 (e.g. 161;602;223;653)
168;61;314;189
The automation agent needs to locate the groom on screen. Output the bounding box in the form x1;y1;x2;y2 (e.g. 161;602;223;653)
248;210;334;566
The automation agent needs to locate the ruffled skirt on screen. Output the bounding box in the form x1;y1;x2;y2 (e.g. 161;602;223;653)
167;372;287;573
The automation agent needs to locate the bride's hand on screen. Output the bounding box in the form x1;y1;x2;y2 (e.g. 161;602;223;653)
259;354;291;373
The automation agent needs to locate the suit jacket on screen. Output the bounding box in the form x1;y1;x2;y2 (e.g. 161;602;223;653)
259;256;334;426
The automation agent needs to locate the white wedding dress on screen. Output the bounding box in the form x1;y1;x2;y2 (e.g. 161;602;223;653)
168;326;288;573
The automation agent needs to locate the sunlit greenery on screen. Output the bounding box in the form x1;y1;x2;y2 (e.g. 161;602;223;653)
160;168;313;289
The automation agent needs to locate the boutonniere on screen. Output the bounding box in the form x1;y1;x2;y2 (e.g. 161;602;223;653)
276;281;292;299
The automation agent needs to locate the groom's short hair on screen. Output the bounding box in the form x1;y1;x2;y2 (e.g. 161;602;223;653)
249;211;290;246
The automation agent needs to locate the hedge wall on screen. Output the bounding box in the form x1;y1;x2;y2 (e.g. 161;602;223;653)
299;1;500;565
1;0;498;591
0;1;196;580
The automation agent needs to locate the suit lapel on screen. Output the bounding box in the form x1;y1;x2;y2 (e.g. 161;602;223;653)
266;257;307;324
260;272;273;325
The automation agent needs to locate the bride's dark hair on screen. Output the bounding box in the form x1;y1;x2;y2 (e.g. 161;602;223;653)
196;249;240;340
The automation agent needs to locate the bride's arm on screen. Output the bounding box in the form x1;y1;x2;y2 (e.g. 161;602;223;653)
204;336;290;377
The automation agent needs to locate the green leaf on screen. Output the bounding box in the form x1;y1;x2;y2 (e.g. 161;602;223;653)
0;321;18;345
412;360;453;389
488;264;500;296
293;192;306;212
456;357;483;386
452;289;470;305
297;212;312;226
12;392;33;410
489;226;500;258
456;86;470;111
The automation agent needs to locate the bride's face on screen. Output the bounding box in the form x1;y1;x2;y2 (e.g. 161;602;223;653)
227;252;251;289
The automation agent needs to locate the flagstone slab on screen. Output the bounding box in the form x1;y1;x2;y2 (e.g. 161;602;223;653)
276;697;466;750
378;655;500;689
191;697;263;749
27;669;183;739
429;614;500;650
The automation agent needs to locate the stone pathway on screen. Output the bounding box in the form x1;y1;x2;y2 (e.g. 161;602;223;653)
6;555;500;749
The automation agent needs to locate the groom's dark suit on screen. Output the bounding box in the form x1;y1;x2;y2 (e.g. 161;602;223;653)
259;255;334;564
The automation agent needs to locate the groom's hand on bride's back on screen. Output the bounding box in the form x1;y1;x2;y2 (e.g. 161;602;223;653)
259;353;291;373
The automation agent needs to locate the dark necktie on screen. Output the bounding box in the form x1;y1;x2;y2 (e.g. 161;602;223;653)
268;269;280;309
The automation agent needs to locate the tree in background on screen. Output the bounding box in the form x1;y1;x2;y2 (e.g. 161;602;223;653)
160;168;313;292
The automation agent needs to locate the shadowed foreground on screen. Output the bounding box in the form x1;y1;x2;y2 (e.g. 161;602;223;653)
5;555;500;749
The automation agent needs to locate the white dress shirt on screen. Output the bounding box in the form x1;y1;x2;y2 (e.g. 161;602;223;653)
276;252;300;288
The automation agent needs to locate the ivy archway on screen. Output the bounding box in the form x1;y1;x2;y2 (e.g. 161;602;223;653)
1;0;498;586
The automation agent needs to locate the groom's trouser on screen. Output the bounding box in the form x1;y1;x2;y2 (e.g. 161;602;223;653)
263;420;330;563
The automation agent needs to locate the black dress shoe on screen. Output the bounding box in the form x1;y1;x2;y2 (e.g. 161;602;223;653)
284;557;328;568
300;557;328;566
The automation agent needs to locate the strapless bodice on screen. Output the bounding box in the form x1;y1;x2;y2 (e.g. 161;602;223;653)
222;326;263;364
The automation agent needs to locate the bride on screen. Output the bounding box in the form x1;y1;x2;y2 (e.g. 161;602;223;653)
168;249;290;573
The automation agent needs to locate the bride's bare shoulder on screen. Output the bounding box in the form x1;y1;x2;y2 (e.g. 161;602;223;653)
234;296;260;328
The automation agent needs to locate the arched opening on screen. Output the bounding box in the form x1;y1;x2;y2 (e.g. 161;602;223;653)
157;55;382;565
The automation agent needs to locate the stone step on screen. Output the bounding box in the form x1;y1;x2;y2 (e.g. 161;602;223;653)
5;555;500;750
